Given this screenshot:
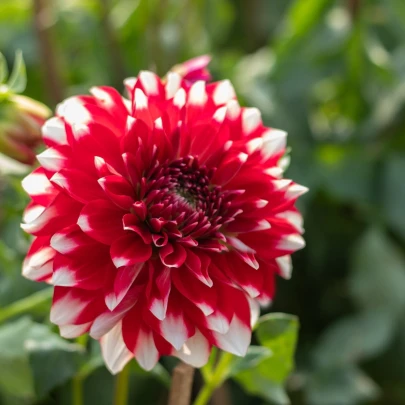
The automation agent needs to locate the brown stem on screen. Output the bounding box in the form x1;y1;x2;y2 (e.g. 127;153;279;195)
348;0;361;21
98;0;126;88
211;383;232;405
32;0;65;105
167;362;195;405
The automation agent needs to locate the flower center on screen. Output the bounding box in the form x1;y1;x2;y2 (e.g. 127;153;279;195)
167;157;213;211
142;156;240;246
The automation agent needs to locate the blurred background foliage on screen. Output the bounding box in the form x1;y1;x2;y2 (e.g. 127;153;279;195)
1;0;405;404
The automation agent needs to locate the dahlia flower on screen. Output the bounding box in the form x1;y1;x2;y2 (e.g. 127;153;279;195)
21;63;306;373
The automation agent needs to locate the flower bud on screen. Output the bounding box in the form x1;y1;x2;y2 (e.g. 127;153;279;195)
167;55;211;84
0;94;51;165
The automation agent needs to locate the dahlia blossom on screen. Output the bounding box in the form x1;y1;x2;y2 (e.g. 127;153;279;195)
21;62;306;373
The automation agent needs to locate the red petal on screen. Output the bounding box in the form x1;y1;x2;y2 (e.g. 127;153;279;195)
172;267;217;315
98;175;135;210
159;243;187;268
78;199;124;244
110;234;152;268
51;169;104;203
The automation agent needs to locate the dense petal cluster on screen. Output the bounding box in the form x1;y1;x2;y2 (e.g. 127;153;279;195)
22;67;306;373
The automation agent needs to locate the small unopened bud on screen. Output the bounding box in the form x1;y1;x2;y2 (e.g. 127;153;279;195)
0;95;51;165
0;51;51;165
167;55;212;84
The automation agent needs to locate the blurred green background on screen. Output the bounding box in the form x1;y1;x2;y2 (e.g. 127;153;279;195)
1;0;405;404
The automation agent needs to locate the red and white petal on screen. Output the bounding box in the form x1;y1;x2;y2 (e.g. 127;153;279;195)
147;264;171;320
275;255;292;279
51;169;104;204
209;80;236;106
50;287;105;325
275;210;304;233
150;294;195;350
42;117;68;147
100;321;133;374
122;311;160;371
105;264;144;311
21;193;82;236
211;292;251;356
50;224;97;256
37;146;70;173
59;322;91;339
277;233;306;253
78;199;124;244
90;287;141;339
22;236;55;281
261;129;287;161
159;243;187;268
90;86;128;125
98;175;135;210
172;268;217;316
110;234;152;268
248;297;260;328
132;88;154;129
22;168;58;206
173;330;211;368
52;250;112;290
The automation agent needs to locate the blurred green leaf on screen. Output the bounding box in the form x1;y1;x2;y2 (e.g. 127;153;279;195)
306;366;380;405
383;156;405;240
235;372;290;405
255;313;299;383
276;0;332;58
0;53;8;83
234;314;298;404
313;310;396;368
349;228;405;313
227;346;273;377
0;317;84;403
7;49;26;93
27;323;84;398
0;318;36;402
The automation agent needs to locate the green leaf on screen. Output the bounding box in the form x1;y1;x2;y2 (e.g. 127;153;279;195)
255;313;299;383
383;156;405;240
276;0;332;59
313;309;396;368
306;366;380;405
7;50;27;93
0;52;8;83
0;318;36;401
0;317;84;402
234;372;290;405
349;228;405;313
27;323;84;398
227;346;273;377
233;313;299;405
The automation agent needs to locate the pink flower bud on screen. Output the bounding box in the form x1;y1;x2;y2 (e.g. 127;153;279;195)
0;94;51;165
168;55;212;84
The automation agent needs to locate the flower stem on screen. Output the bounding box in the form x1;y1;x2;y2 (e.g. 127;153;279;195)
114;363;131;405
0;287;53;323
72;375;84;405
167;362;195;405
193;352;234;405
72;335;88;405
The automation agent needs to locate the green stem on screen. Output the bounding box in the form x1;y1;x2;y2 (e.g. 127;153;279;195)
193;352;234;405
72;335;88;405
114;362;130;405
0;287;53;323
72;375;84;405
